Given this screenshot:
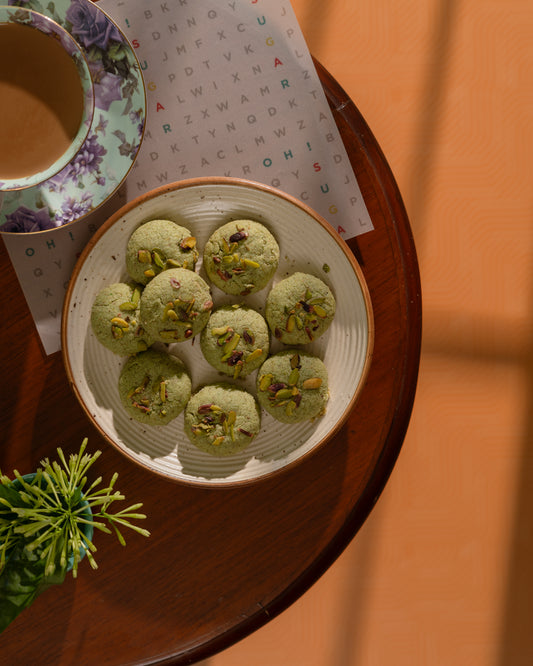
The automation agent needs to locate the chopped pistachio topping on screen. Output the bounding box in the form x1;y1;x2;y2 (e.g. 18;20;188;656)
282;288;329;338
137;240;198;278
191;403;249;446
258;354;322;412
120;286;142;311
211;226;262;283
127;374;169;418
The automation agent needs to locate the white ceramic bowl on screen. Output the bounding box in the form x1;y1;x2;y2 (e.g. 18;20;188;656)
62;177;374;486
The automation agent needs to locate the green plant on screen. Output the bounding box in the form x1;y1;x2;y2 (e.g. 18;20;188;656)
0;438;150;633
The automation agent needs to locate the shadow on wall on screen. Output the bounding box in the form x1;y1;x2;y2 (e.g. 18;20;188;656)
407;0;459;246
174;4;533;666
497;211;533;666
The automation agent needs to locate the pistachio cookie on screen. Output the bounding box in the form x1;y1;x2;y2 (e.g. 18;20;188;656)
126;219;199;285
200;305;269;378
118;349;192;425
91;282;153;355
256;350;329;423
203;219;279;295
139;267;213;343
265;272;336;345
184;383;261;456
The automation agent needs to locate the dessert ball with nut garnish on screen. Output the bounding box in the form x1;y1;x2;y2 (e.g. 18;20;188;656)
265;272;336;345
203;219;279;295
125;219;199;285
256;350;329;424
184;383;261;456
91;282;154;355
118;349;192;425
139;267;213;343
200;304;270;379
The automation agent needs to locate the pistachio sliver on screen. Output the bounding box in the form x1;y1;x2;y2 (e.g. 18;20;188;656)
288;367;300;386
229;230;248;243
211;325;230;337
286;314;296;332
223;332;241;355
111;317;130;329
166;309;179;321
302;377;323;390
120;286;142;310
166;258;182;268
242;258;260;269
313;304;328;318
242;328;255;345
259;373;274;392
275;388;295;401
285;400;297;417
119;302;136;311
162;302;176;321
180;236;197;250
137;249;151;263
245;348;263;364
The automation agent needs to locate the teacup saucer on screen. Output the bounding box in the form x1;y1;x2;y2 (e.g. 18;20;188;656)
0;0;146;234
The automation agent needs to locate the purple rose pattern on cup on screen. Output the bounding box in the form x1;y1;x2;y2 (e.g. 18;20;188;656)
2;206;56;233
66;0;122;50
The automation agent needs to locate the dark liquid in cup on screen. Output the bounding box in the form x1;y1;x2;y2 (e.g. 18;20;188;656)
0;23;85;180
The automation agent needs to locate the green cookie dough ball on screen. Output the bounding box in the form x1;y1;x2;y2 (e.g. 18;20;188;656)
91;282;153;356
126;219;199;285
256;350;329;423
203;219;279;295
200;305;269;378
184;383;261;456
118;349;192;425
265;272;336;345
139;268;213;343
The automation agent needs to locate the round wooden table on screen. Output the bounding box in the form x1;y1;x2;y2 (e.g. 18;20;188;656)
0;61;421;665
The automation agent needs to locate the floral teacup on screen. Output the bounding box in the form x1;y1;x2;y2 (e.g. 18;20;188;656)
0;5;94;192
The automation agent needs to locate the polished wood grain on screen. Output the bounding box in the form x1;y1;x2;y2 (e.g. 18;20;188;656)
0;61;421;665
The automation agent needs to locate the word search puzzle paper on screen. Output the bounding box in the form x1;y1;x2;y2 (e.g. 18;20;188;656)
2;0;372;355
101;0;372;237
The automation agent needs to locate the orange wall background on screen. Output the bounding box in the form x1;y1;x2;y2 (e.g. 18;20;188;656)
202;1;533;665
